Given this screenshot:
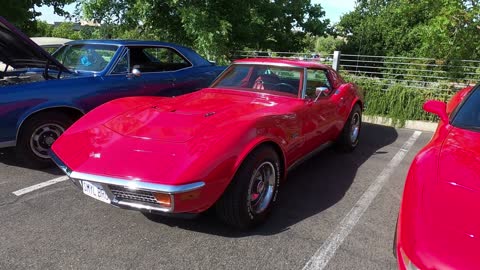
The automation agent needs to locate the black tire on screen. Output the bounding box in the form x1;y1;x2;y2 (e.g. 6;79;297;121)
336;104;362;152
216;146;280;230
16;112;75;169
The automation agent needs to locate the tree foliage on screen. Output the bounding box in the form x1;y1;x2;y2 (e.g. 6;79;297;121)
337;0;480;61
0;0;75;35
79;0;329;61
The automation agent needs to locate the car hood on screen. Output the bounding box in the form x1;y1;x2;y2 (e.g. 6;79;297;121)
0;17;70;72
103;88;285;143
52;90;294;184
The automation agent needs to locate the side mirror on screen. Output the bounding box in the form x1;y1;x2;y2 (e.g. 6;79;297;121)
131;68;142;77
314;87;330;102
423;100;448;123
127;66;142;78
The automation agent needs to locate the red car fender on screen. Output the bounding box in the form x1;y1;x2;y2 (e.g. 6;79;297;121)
232;135;288;182
397;122;452;267
333;83;363;124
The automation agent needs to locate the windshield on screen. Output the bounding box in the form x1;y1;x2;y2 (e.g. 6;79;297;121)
211;64;303;97
453;86;480;131
53;44;118;72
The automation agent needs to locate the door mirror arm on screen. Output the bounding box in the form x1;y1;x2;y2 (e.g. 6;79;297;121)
314;87;330;102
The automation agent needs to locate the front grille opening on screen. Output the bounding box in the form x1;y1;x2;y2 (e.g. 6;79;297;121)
109;185;159;205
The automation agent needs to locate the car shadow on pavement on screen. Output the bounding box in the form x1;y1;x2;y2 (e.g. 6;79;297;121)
0;147;63;175
144;123;399;237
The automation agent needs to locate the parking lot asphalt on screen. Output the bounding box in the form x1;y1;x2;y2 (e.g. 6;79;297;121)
0;123;432;270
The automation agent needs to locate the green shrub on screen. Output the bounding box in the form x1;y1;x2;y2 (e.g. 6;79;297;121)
344;75;456;126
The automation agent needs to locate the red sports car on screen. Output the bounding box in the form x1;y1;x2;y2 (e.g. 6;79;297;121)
396;84;480;269
51;58;363;229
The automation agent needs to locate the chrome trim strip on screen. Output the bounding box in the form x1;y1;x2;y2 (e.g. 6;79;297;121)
287;141;333;172
50;151;205;194
113;199;172;213
70;171;205;194
0;140;15;148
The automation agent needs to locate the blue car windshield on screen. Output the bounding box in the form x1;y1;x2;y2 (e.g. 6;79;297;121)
53;44;118;72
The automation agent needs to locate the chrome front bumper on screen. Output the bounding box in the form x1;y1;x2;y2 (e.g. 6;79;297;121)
50;151;205;213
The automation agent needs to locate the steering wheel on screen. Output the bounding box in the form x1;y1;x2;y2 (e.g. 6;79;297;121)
274;83;297;94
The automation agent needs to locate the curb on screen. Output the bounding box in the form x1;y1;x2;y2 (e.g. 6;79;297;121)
363;115;438;132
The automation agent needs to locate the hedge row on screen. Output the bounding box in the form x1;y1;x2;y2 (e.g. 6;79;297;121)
347;76;457;126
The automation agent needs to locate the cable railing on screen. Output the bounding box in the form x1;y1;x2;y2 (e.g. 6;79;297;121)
339;53;480;91
232;51;480;91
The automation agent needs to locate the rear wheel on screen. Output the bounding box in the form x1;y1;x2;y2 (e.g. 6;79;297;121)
16;112;75;169
336;104;362;152
216;146;280;230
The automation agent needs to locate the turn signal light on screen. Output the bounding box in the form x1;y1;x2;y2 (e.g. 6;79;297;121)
153;192;172;208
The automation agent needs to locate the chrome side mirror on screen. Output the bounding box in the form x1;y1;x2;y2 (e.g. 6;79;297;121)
314;86;330;102
131;68;141;77
127;67;142;78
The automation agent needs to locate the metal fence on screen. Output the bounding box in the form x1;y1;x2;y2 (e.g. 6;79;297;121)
234;50;480;91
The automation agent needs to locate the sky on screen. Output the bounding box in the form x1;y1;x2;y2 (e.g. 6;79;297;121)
38;0;356;24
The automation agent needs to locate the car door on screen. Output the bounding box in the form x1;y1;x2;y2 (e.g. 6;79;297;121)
128;46;192;97
302;69;338;151
99;47;152;100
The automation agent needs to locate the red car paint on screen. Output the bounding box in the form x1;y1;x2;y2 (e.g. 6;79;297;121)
51;58;363;214
397;85;480;269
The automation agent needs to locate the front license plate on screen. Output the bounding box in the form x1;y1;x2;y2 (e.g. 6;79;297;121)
82;180;111;204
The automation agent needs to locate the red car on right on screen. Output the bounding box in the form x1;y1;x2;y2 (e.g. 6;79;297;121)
396;84;480;270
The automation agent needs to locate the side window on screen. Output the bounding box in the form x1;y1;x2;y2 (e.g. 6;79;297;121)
328;70;344;89
305;69;331;99
111;50;129;74
129;46;191;73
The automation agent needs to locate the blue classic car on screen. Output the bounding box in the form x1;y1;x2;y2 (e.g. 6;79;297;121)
0;17;225;168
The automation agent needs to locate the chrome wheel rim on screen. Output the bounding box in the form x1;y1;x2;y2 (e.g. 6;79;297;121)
30;123;64;159
248;161;276;214
350;112;360;143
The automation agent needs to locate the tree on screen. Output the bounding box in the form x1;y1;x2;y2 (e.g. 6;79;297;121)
337;0;480;61
79;0;330;62
0;0;75;35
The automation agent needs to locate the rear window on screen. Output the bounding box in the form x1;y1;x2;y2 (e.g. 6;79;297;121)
453;87;480;131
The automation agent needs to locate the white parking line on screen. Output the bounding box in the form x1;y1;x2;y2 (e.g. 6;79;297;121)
303;130;422;270
12;176;69;196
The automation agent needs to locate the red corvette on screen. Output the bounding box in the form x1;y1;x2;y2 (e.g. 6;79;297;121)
396;84;480;269
51;58;363;229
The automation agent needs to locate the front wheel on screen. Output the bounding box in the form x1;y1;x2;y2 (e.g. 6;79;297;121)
336;104;362;152
216;146;280;230
16;112;75;169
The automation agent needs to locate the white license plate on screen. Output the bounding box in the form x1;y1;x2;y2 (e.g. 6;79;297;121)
82;180;111;204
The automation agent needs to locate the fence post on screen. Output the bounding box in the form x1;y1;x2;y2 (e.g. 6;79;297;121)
332;51;341;71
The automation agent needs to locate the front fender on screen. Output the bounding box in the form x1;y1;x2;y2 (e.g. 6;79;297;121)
15;102;85;140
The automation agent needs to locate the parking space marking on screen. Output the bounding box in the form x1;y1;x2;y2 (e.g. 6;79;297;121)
303;130;422;270
12;176;69;196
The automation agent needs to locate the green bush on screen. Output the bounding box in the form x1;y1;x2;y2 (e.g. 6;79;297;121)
345;75;456;126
